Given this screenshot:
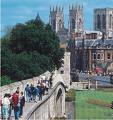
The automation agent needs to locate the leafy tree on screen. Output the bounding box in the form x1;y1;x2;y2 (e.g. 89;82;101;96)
1;18;64;83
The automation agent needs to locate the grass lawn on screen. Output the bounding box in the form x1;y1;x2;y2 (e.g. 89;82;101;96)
76;90;113;119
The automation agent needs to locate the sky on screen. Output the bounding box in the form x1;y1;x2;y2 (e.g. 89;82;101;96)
1;0;113;36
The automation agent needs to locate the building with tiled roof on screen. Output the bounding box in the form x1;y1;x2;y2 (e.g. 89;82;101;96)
69;38;113;74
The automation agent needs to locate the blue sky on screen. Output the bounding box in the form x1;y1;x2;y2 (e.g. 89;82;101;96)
1;0;113;36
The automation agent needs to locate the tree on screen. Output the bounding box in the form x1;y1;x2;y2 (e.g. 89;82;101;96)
1;18;64;82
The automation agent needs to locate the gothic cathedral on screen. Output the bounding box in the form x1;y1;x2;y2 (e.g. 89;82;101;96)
49;4;84;41
49;6;64;33
69;5;84;39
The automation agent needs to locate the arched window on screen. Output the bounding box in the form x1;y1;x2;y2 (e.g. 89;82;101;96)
97;14;101;29
102;14;106;29
53;19;56;30
109;14;112;29
58;19;62;30
72;19;75;30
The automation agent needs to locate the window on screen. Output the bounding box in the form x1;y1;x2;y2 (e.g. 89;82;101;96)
107;44;111;48
58;19;62;30
97;53;101;60
101;53;104;60
102;14;106;29
53;19;56;30
93;53;96;60
97;14;101;29
107;53;111;60
72;18;75;30
109;14;112;29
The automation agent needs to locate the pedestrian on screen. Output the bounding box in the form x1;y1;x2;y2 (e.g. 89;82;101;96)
41;81;45;96
67;112;71;119
16;87;20;94
36;84;40;101
38;85;43;101
33;87;37;102
111;101;113;109
2;94;10;120
0;95;2;118
25;84;30;102
49;74;53;88
7;94;12;120
45;79;49;94
0;95;2;106
63;113;67;119
12;91;19;120
19;92;25;118
30;84;36;102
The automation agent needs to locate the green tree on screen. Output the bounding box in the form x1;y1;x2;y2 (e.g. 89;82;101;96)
1;18;64;83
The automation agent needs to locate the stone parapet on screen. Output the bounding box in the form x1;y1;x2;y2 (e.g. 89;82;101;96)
0;71;51;97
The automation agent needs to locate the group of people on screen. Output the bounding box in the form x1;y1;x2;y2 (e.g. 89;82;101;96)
0;75;53;120
1;87;25;120
25;76;53;102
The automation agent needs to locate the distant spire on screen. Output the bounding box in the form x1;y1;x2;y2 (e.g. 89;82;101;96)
76;2;78;10
35;13;40;21
56;5;58;11
50;6;51;11
59;6;61;11
53;6;54;11
78;5;81;10
72;5;74;10
82;4;83;9
62;6;63;11
69;4;70;10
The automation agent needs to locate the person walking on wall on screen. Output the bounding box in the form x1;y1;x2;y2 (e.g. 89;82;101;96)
2;94;10;120
12;91;19;120
19;92;25;118
25;84;30;102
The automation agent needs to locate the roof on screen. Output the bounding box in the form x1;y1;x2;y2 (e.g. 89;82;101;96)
85;30;102;35
75;39;113;48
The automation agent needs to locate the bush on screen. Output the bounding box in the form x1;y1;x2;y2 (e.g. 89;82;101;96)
1;76;16;86
65;89;75;101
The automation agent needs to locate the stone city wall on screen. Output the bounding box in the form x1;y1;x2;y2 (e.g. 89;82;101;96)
25;82;65;120
0;71;51;97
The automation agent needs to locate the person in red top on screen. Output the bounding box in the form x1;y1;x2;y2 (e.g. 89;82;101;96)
12;91;19;120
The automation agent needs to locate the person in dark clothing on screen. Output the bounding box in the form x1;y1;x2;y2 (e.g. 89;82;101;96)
25;84;31;102
40;82;45;96
30;84;36;102
19;92;25;118
38;85;43;101
49;73;53;88
30;84;34;101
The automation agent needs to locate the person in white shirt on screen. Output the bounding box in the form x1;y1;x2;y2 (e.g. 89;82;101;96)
2;94;10;120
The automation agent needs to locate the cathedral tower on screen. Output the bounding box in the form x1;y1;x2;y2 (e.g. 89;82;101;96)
69;4;84;39
49;6;64;33
94;8;113;39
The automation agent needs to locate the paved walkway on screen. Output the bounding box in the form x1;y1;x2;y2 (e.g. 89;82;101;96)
10;71;64;120
2;72;64;120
